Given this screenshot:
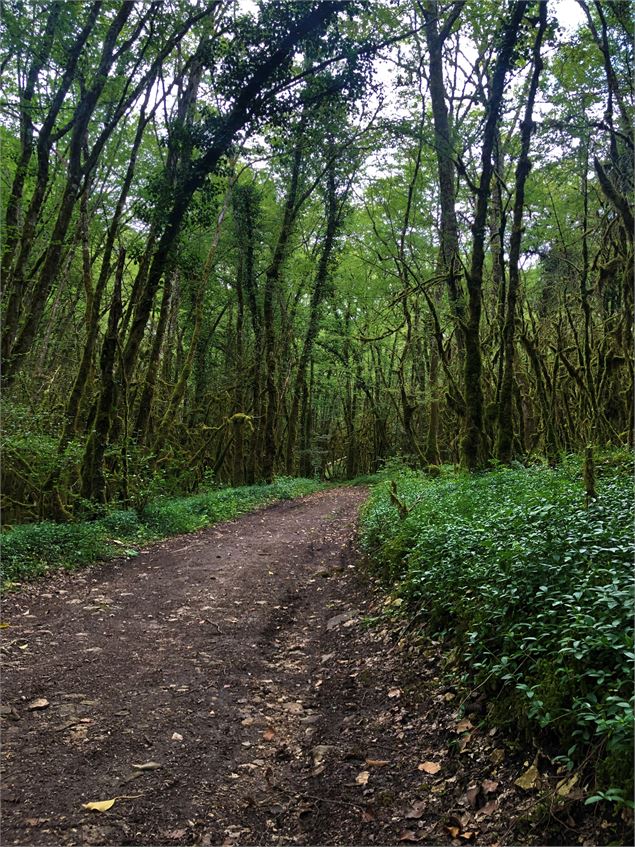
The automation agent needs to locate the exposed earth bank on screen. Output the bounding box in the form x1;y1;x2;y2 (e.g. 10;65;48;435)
0;488;615;846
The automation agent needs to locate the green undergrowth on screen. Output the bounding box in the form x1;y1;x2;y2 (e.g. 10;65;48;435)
0;477;322;587
359;457;634;803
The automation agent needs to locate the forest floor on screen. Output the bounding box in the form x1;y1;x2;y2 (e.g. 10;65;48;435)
0;487;609;846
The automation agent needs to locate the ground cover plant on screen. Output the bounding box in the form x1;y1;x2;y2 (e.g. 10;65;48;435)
360;457;635;805
0;477;322;586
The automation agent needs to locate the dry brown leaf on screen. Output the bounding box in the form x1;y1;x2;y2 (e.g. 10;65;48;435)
457;732;474;753
398;830;418;842
446;825;460;838
404;800;427;820
366;758;390;767
477;799;497;817
459;831;476;841
418;761;441;774
465;786;480;808
241;717;254;726
481;779;499;794
262;728;276;741
131;761;161;771
312;745;332;766
27;698;49;710
355;770;370;785
388;687;402;698
455;719;473;733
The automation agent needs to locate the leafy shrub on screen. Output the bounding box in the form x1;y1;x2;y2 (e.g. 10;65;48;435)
360;461;634;797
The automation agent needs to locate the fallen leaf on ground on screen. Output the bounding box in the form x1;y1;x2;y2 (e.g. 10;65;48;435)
312;745;332;766
27;698;49;710
262;728;276;741
355;770;370;785
388;687;402;698
131;761;162;771
366;758;390;767
82;794;142;812
455;719;473;732
398;830;418;842
82;799;116;812
465;786;480;808
490;748;505;764
477;799;498;817
0;622;10;628
514;763;540;790
418;761;441;774
556;773;579;797
241;717;254;726
481;779;498;794
405;799;427;819
446;825;460;838
458;732;473;753
171;732;183;741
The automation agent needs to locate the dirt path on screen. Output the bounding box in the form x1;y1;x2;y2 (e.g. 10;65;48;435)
0;488;589;846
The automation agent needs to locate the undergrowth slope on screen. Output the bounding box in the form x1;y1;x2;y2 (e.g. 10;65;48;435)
360;458;634;803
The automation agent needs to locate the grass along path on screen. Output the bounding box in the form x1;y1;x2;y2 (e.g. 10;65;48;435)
0;477;322;587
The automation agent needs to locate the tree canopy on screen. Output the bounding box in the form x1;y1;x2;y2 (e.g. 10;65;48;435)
1;0;632;521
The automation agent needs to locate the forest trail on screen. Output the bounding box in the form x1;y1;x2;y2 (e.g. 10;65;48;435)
3;488;526;846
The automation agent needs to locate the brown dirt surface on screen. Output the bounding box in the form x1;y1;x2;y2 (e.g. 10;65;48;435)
1;487;628;847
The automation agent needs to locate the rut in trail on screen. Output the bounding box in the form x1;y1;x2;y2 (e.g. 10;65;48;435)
2;486;542;846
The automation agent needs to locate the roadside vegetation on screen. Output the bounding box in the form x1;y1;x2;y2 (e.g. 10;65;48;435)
0;477;322;587
359;453;634;807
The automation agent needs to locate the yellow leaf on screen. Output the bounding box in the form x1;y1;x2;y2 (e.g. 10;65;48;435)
556;773;579;797
514;763;540;791
81;793;142;813
82;799;116;812
0;623;10;629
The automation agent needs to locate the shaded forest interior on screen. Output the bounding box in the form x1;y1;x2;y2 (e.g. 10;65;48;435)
1;0;632;523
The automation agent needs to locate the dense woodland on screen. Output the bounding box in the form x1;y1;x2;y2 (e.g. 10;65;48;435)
1;0;633;522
